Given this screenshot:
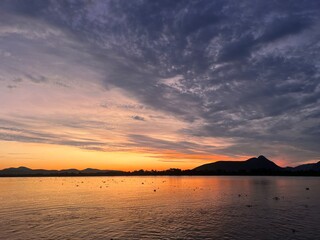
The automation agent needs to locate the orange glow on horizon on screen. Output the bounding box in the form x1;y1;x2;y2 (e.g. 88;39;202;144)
0;141;253;171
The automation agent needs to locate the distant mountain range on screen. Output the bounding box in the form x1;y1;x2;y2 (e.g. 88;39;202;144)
0;166;124;177
193;155;320;174
0;155;319;176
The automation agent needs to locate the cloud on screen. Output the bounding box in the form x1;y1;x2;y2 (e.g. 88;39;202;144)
1;0;320;163
7;85;17;89
131;115;145;121
25;74;48;84
128;134;219;155
0;121;106;149
259;16;312;43
218;35;256;62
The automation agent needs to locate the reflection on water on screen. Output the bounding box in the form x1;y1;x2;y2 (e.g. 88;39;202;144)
0;176;319;240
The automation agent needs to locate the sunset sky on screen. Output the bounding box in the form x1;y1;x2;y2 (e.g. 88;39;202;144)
0;0;319;170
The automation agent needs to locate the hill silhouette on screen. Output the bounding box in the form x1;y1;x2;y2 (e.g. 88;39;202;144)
290;161;320;172
193;155;282;173
0;156;319;176
0;167;124;177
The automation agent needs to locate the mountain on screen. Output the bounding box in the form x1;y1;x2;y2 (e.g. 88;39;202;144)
0;166;36;175
1;156;319;176
193;155;282;173
292;161;320;172
81;168;111;174
0;167;124;176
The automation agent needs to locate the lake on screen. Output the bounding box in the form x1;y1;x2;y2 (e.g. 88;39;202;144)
0;176;319;240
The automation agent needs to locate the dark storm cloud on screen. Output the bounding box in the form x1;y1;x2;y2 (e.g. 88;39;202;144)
2;0;320;162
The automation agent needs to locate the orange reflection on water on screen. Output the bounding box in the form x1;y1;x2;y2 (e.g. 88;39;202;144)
1;176;319;239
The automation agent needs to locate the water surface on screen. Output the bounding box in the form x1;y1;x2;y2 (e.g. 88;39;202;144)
0;176;319;239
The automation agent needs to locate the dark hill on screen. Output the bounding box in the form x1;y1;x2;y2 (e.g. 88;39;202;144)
193;155;282;173
0;166;35;175
292;161;320;172
0;167;124;176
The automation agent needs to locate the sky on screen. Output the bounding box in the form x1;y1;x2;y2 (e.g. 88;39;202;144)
0;0;319;170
